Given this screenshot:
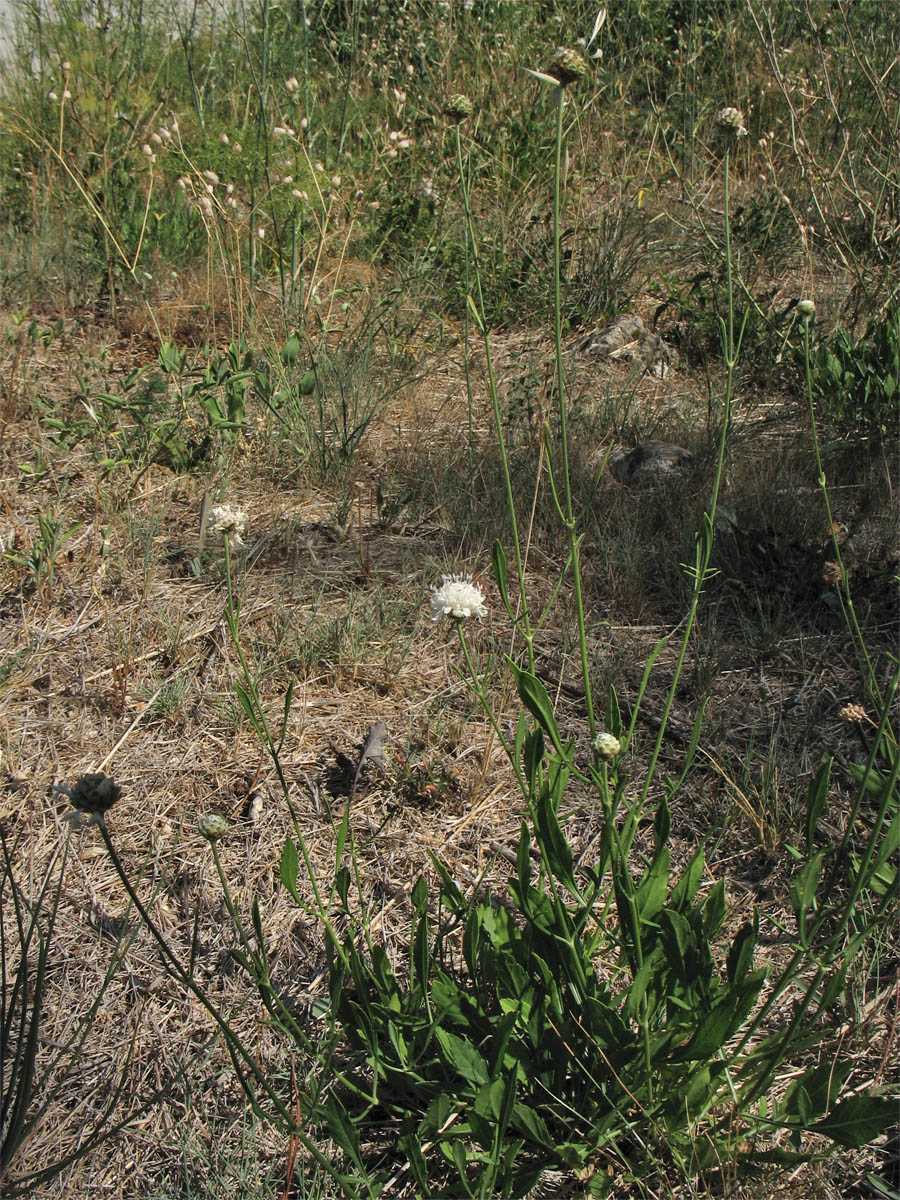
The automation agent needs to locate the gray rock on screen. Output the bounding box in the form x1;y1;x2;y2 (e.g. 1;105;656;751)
577;313;670;374
607;440;693;485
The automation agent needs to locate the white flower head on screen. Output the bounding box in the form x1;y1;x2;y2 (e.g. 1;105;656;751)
210;503;248;546
430;574;487;622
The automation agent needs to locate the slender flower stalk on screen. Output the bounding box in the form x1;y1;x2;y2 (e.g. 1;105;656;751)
451;108;535;670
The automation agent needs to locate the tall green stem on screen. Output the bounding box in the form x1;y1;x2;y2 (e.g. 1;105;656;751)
454;122;535;669
550;85;595;741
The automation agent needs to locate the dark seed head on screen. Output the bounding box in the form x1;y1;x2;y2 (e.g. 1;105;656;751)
67;773;122;816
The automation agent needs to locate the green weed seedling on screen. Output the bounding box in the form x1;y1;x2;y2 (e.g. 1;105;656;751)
3;509;80;596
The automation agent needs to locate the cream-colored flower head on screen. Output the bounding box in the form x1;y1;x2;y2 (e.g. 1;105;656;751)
715;106;748;142
430;574;487;621
839;704;868;725
797;298;816;321
592;731;621;759
210;503;248;546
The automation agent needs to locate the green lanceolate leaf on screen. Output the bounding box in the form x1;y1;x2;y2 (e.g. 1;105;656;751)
654;794;671;854
280;838;300;900
492;539;512;616
806;756;832;852
533;782;575;889
606;685;622;739
790;849;827;946
507;659;568;761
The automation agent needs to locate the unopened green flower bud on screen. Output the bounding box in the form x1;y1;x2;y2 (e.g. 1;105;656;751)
592;731;621;760
66;773;122;816
444;94;473;122
199;813;229;842
547;47;588;86
797;298;816;320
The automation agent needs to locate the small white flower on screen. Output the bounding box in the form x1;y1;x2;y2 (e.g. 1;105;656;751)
202;169;219;185
285;75;299;93
219;131;229;146
141;143;154;157
430;574;487;622
210;504;248;546
48;90;58;101
150;131;163;145
797;298;816;320
232;141;242;153
256;226;266;239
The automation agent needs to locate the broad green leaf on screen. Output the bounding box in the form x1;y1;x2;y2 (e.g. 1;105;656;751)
280;331;300;366
781;1060;852;1122
523;727;545;784
726;914;758;985
813;1094;898;1149
669;848;705;911
435;1027;489;1086
636;847;670;921
672;970;766;1060
659;908;692;973
703;879;727;938
513;1104;554;1148
507;659;568;760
